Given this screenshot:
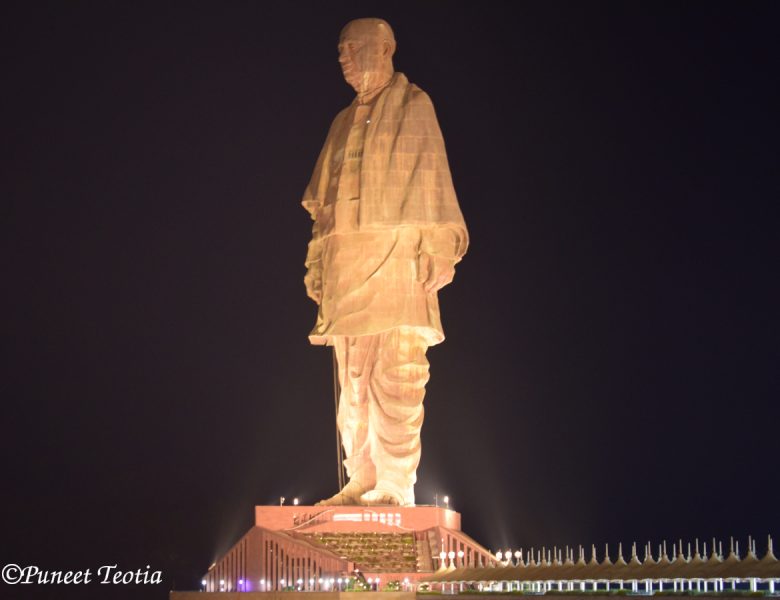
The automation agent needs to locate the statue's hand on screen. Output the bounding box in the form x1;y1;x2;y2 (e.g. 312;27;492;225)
418;253;455;293
304;266;322;305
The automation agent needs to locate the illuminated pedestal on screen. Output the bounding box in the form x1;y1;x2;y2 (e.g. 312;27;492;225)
202;505;492;593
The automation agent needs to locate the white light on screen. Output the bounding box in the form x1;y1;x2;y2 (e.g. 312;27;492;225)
443;495;449;505
220;580;225;585
496;551;503;560
338;578;343;583
440;551;447;560
368;578;373;583
293;497;299;506
280;496;285;505
448;551;455;559
239;579;244;585
201;579;207;586
514;551;522;558
458;550;465;558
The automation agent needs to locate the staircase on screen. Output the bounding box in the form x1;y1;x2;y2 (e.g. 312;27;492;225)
303;532;419;573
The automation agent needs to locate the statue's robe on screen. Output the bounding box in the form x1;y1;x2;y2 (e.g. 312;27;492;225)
303;72;468;346
301;72;468;504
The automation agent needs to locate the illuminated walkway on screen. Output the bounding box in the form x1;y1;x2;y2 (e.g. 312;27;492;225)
425;536;780;595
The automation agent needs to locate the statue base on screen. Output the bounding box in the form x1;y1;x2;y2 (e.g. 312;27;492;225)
201;505;493;593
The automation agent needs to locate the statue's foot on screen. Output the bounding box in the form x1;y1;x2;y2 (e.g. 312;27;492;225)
360;487;405;506
315;480;368;506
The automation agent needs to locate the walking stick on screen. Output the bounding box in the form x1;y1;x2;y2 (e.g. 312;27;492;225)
332;347;347;491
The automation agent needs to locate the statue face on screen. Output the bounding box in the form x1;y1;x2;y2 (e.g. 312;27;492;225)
338;21;392;93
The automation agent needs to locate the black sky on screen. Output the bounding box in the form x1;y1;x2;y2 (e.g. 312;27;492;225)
2;2;778;599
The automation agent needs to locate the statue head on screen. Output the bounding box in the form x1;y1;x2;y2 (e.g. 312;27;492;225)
338;18;396;96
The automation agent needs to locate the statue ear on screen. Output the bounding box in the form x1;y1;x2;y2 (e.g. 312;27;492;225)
382;40;394;58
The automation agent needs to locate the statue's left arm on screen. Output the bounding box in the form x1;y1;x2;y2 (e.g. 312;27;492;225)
405;86;468;293
417;228;464;293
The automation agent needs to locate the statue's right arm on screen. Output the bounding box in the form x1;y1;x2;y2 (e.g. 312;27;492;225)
302;108;351;217
301;108;351;305
304;221;323;305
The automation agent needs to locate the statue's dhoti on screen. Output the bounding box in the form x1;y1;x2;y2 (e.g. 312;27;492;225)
334;327;429;506
309;230;450;506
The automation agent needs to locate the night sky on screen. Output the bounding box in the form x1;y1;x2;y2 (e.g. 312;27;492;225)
2;2;778;599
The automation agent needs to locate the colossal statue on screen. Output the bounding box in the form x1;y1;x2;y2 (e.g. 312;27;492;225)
302;18;468;506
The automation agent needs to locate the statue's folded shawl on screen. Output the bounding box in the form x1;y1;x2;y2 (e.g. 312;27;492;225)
302;72;468;256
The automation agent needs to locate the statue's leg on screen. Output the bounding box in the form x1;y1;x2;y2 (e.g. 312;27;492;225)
317;335;378;506
360;327;429;506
